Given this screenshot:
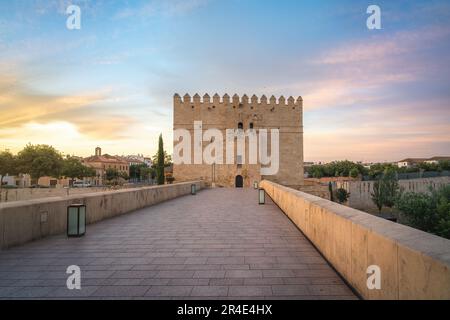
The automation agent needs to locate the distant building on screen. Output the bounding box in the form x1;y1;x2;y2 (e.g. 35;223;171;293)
143;157;152;167
122;154;152;167
397;158;427;168
397;156;450;168
424;156;450;165
83;147;129;186
0;174;30;188
362;162;379;169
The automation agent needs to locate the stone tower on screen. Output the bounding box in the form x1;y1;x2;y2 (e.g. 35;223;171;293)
173;93;304;188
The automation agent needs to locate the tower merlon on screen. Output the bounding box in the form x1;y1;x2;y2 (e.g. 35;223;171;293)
288;96;295;106
213;93;220;104
176;93;303;107
260;95;268;104
193;93;201;103
183;93;191;103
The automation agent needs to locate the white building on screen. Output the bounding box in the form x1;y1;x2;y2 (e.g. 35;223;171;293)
0;174;31;187
397;158;427;168
123;154;152;167
424;156;450;165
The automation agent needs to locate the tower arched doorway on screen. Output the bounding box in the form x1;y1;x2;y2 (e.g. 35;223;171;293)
235;175;243;188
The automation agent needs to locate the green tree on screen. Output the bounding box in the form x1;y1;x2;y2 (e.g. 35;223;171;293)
349;167;359;178
156;134;165;185
62;156;86;182
129;164;140;181
396;192;436;231
152;150;172;168
371;178;385;213
140;167;154;182
105;168;119;185
310;165;324;178
16;144;63;184
395;185;450;239
371;169;401;213
129;163;152;182
0;151;18;201
328;182;334;202
307;161;366;178
382;168;401;210
368;163;398;178
435;187;450;238
119;171;129;181
82;166;96;179
418;162;441;172
439;160;450;171
335;188;350;204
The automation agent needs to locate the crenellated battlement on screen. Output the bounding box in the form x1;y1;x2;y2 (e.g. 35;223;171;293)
173;91;304;188
174;93;303;107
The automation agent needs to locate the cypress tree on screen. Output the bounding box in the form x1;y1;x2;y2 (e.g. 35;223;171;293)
157;134;165;185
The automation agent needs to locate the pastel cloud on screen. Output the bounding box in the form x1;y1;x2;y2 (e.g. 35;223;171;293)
300;26;450;111
315;26;450;65
1;0;449;162
305;99;450;162
300;25;450;161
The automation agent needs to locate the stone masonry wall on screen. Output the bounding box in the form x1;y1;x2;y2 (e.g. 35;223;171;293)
0;181;204;250
261;180;450;300
336;177;450;211
173;93;304;188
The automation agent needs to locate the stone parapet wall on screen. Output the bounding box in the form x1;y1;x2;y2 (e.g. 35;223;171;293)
0;187;111;203
261;180;450;300
336;177;450;211
0;181;204;250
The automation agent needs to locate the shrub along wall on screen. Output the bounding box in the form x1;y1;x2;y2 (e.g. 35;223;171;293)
261;180;450;300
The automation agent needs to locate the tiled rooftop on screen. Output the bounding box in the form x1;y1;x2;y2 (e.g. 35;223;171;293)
0;188;357;300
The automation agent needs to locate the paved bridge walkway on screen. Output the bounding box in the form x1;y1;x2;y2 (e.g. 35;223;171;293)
0;188;357;299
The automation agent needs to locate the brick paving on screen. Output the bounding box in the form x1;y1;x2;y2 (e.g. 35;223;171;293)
0;188;357;300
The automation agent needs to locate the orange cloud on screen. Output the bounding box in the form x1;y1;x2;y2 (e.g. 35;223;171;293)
304;99;450;162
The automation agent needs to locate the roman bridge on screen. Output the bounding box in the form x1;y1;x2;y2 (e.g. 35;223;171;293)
0;182;449;299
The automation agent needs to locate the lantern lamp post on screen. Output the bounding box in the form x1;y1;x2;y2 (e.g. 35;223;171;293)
259;188;265;205
67;204;86;237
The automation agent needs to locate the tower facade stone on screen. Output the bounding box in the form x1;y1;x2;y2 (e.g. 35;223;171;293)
173;93;304;188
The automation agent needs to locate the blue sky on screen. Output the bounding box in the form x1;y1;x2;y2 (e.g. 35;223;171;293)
1;0;449;162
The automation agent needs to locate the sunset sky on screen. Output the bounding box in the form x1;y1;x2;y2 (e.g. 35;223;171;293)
1;0;449;162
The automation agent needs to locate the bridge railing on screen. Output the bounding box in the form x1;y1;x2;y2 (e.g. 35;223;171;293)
0;181;204;250
261;180;450;300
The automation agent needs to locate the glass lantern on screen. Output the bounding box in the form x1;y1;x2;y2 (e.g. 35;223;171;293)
259;188;265;205
67;204;86;237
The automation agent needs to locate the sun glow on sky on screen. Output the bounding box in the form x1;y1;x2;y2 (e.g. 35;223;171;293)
0;0;449;161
